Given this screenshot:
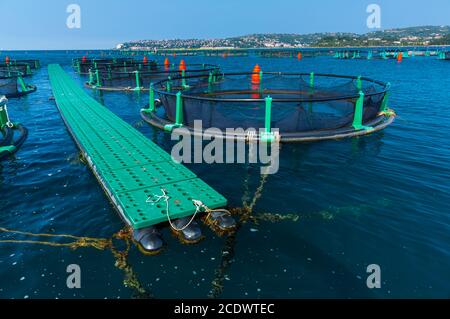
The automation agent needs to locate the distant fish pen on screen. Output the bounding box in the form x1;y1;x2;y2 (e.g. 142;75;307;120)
117;49;249;58
438;51;450;60
141;70;396;143
333;50;413;60
0;70;36;98
72;57;136;75
256;50;319;59
85;61;220;92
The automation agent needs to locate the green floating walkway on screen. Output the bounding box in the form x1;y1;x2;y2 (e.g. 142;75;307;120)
48;64;227;229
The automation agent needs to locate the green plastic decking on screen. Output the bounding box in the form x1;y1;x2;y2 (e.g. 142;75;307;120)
48;64;227;229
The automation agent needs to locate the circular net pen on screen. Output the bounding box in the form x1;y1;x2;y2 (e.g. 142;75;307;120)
86;63;221;92
72;57;135;75
141;72;396;143
0;70;36;98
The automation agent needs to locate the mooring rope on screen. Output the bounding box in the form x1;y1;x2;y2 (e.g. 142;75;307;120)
0;226;151;298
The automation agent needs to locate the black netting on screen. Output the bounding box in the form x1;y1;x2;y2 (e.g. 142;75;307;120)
94;64;219;90
155;73;387;133
0;76;18;96
74;58;135;74
12;60;40;69
0;64;29;76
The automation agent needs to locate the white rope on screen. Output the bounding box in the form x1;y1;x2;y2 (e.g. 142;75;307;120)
0;97;13;128
146;188;203;232
4;104;13;128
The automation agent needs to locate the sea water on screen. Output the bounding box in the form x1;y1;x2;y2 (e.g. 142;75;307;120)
0;51;449;298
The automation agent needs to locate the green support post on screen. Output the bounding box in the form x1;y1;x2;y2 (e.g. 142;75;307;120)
149;83;155;112
352;91;372;131
26;65;32;76
95;69;101;87
208;72;213;93
134;70;141;91
356;76;362;90
181;70;188;89
88;69;94;85
17;76;28;92
310;72;314;89
166;77;172;92
259;71;263;93
164;91;184;132
380;91;389;113
379;83;394;116
261;96;275;143
76;61;81;73
208;71;213;84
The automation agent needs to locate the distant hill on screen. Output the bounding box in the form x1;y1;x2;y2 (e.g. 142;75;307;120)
117;26;450;50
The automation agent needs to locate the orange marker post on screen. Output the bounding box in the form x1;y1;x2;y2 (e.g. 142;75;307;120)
179;59;187;72
251;64;261;85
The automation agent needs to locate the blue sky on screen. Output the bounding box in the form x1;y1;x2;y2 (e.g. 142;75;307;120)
1;0;450;50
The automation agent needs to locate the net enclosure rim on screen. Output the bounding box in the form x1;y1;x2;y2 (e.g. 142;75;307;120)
94;63;219;74
140;106;396;143
153;72;390;103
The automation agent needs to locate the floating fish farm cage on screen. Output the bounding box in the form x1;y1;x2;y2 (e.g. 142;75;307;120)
0;70;36;98
141;71;396;143
257;50;318;59
86;63;221;92
72;57;136;75
0;96;28;160
333;50;411;60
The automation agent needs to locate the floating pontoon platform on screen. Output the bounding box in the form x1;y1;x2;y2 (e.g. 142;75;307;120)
48;64;227;230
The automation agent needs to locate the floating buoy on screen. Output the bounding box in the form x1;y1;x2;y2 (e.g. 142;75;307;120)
173;53;177;58
397;52;403;63
223;52;228;58
164;58;170;70
5;56;10;64
251;64;261;85
179;59;187;71
81;56;87;63
297;52;302;60
143;56;148;64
